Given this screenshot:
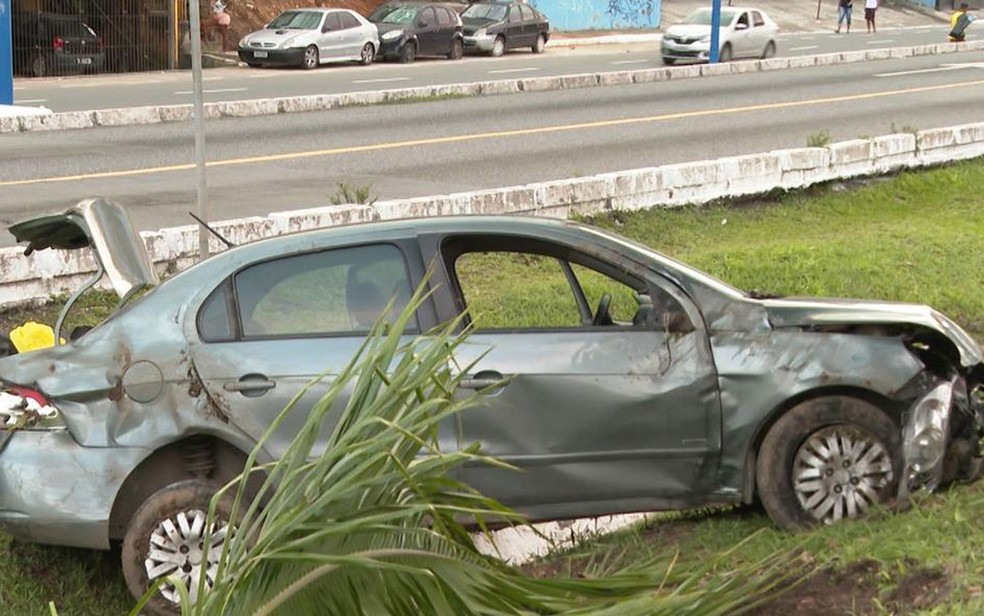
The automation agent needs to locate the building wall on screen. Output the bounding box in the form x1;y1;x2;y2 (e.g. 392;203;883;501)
529;0;660;31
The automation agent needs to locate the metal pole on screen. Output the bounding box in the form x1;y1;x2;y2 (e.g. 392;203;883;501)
709;0;721;64
816;0;823;20
0;0;12;105
188;0;210;261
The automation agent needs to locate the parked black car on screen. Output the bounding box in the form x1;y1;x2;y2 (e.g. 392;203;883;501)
368;2;464;63
461;0;549;57
12;12;105;78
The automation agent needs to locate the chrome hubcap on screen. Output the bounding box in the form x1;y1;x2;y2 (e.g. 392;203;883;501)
793;426;893;524
362;45;372;61
145;509;228;604
305;49;316;66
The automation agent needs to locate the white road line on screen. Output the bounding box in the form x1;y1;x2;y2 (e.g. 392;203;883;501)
789;45;819;51
351;77;411;84
174;88;249;94
487;67;540;74
611;59;651;65
16;99;47;104
868;39;894;44
873;63;984;77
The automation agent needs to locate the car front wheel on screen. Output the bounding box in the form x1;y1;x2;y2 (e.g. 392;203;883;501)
718;42;732;62
762;40;776;59
121;480;234;616
756;396;901;530
302;45;319;69
491;35;505;57
532;33;546;54
400;41;417;64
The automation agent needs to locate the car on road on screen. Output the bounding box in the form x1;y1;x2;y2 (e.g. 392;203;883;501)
237;8;379;69
368;2;465;63
1;200;982;613
461;0;550;56
11;12;105;78
661;7;777;65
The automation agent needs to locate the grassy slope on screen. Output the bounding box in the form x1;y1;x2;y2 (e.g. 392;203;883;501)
2;159;984;613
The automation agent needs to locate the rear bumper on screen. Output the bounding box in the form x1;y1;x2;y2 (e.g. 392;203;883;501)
50;51;105;74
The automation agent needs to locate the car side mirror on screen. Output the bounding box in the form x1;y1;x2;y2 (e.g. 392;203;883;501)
322;25;332;32
735;22;748;30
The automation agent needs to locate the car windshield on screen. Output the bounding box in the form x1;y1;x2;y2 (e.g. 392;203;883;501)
682;8;737;25
462;3;508;21
379;6;420;24
267;11;323;29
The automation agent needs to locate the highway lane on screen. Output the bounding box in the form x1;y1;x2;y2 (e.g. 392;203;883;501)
2;49;984;249
11;24;966;112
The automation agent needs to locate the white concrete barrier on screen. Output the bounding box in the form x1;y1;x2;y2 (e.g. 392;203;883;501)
4;39;984;134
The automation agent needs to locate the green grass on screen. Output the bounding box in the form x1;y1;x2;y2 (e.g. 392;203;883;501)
4;159;984;613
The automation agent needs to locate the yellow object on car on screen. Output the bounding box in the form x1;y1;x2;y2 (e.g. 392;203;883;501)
9;322;64;353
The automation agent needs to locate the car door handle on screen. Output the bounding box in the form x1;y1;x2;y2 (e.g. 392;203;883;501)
459;371;505;391
224;376;276;394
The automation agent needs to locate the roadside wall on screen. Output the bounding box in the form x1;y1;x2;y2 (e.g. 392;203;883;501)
531;0;661;30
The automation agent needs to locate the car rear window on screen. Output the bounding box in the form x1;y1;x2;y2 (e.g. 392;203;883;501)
45;17;97;38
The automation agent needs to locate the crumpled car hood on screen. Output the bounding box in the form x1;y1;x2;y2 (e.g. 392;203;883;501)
762;297;984;368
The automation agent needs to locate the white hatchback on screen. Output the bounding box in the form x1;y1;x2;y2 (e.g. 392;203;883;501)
661;7;778;65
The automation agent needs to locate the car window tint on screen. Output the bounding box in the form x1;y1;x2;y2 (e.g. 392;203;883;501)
235;244;416;337
198;280;235;341
737;12;749;27
339;12;360;29
324;12;342;30
454;251;581;329
519;5;535;21
508;7;521;23
752;11;765;26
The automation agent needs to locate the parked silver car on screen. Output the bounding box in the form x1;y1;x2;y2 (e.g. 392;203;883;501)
0;199;982;614
237;8;379;69
661;6;778;64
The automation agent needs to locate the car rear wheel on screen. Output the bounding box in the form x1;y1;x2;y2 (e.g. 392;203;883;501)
360;42;375;65
532;33;546;54
31;54;47;78
302;45;319;70
756;396;901;530
761;40;776;59
448;38;464;60
718;43;732;62
400;41;417;64
121;480;234;616
491;35;505;57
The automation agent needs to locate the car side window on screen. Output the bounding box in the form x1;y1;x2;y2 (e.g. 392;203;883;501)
324;12;342;31
519;5;535;21
508;7;521;23
437;8;452;28
419;8;436;27
232;244;417;338
339;12;360;29
752;11;765;27
736;12;749;28
198;279;235;342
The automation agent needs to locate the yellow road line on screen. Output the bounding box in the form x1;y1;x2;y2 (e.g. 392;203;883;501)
4;78;984;188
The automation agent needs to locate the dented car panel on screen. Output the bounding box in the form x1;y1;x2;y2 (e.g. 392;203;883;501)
0;205;981;553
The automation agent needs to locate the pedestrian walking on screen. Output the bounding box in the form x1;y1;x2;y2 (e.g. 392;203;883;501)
949;3;977;41
836;0;853;33
864;0;877;33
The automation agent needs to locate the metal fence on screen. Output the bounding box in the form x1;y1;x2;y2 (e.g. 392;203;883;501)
11;0;180;77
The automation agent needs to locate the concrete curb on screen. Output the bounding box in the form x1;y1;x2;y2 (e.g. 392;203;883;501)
4;39;984;134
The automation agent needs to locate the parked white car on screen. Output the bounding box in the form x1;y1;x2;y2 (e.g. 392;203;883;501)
661;7;777;65
237;8;380;69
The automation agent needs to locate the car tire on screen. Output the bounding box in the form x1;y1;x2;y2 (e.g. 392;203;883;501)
761;40;776;59
662;56;676;65
756;396;902;530
399;41;417;64
448;38;463;60
31;54;47;78
121;480;235;616
360;42;375;65
718;43;733;62
532;33;546;54
302;44;319;70
491;35;505;57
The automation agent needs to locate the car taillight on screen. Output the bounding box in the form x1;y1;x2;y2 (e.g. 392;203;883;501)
53;36;64;50
98;36;104;50
7;386;50;408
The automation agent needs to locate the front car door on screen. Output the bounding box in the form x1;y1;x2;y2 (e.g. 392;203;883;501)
504;4;524;48
318;11;344;61
425;233;722;520
189;241;447;459
414;7;439;55
730;11;752;57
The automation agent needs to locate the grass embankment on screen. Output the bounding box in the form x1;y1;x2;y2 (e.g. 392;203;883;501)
2;159;984;614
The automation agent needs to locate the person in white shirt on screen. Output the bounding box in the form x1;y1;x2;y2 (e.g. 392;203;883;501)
864;0;878;33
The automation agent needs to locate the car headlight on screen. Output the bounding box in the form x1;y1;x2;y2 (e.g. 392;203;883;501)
277;35;302;48
902;380;954;493
238;37;249;48
0;388;66;432
381;30;403;41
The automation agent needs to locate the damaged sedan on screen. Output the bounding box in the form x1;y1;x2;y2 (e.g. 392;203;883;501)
0;198;981;613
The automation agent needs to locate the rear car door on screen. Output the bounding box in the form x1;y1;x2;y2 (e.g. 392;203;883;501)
428;234;722;518
519;5;539;48
749;11;768;56
415;7;439;55
189;242;448;459
337;11;363;57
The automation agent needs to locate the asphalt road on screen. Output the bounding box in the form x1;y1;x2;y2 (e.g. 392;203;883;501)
3;49;984;250
11;24;965;113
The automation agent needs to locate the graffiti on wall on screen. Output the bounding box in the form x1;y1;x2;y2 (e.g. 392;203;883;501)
529;0;659;30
